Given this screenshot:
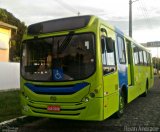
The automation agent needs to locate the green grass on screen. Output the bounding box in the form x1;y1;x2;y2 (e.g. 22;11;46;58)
0;90;22;122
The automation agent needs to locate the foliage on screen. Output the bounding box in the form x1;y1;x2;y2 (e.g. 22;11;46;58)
152;57;160;70
0;8;26;62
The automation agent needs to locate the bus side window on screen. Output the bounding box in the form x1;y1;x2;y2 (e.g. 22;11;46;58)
101;36;116;75
143;51;147;65
139;48;144;65
146;52;151;66
117;36;126;64
133;45;139;65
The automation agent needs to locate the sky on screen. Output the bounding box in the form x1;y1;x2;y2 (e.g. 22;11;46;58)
0;0;160;57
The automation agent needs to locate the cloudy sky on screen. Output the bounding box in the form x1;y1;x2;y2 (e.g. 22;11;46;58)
1;0;160;57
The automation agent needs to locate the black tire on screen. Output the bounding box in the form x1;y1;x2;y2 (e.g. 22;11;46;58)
114;92;125;118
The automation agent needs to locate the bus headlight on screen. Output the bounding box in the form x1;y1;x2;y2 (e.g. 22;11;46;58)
90;92;95;98
23;105;29;112
84;97;89;102
82;87;100;102
89;88;99;98
22;91;29;100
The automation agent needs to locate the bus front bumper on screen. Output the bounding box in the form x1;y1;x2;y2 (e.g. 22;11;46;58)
20;95;104;121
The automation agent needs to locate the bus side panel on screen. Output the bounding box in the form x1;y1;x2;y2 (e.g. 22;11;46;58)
139;66;149;95
138;66;146;95
126;41;138;103
103;72;119;119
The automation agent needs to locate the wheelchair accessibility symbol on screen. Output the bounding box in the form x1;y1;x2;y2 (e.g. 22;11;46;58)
53;69;63;80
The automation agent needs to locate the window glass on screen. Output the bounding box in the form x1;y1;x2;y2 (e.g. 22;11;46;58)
147;53;151;66
126;40;131;64
143;51;147;65
139;49;144;65
21;33;95;81
101;38;107;66
133;45;139;65
101;36;116;74
117;36;126;64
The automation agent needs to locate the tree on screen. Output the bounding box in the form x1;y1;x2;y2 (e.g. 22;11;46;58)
152;57;160;70
0;8;26;62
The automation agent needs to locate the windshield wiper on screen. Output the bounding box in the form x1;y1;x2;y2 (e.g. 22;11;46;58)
58;31;74;53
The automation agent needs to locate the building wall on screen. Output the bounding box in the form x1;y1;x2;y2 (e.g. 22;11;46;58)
0;62;20;90
0;49;9;62
0;27;11;62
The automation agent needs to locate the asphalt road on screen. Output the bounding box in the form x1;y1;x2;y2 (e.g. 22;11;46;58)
6;77;160;132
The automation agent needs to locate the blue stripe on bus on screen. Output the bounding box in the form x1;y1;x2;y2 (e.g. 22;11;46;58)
118;65;128;89
25;82;89;94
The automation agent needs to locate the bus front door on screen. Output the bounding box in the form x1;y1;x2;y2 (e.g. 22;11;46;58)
100;27;119;119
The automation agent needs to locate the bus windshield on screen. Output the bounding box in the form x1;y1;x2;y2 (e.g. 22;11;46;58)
21;33;95;81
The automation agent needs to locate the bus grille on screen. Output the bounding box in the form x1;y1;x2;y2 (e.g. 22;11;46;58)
27;100;86;116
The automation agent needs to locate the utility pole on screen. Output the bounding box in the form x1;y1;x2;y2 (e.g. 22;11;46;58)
129;0;132;37
157;49;158;74
78;11;80;16
129;0;139;37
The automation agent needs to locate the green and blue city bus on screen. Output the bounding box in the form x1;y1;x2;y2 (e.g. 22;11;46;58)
20;15;154;121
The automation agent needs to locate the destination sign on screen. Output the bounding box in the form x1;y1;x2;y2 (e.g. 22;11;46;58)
142;41;160;47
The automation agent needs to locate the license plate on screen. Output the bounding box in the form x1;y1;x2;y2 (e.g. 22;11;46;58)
47;105;61;112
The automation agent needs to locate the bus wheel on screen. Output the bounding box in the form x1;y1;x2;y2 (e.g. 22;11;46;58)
115;92;125;118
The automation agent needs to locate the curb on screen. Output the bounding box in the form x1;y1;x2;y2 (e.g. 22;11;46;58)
0;116;27;126
0;88;19;93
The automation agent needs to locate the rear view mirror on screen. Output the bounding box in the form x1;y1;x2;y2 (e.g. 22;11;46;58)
106;37;114;53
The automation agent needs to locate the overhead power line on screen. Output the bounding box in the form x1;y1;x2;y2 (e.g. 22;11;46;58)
129;0;153;37
54;0;80;16
139;0;152;28
133;0;152;28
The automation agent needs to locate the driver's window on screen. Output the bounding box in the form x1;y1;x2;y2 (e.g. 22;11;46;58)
101;36;116;75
